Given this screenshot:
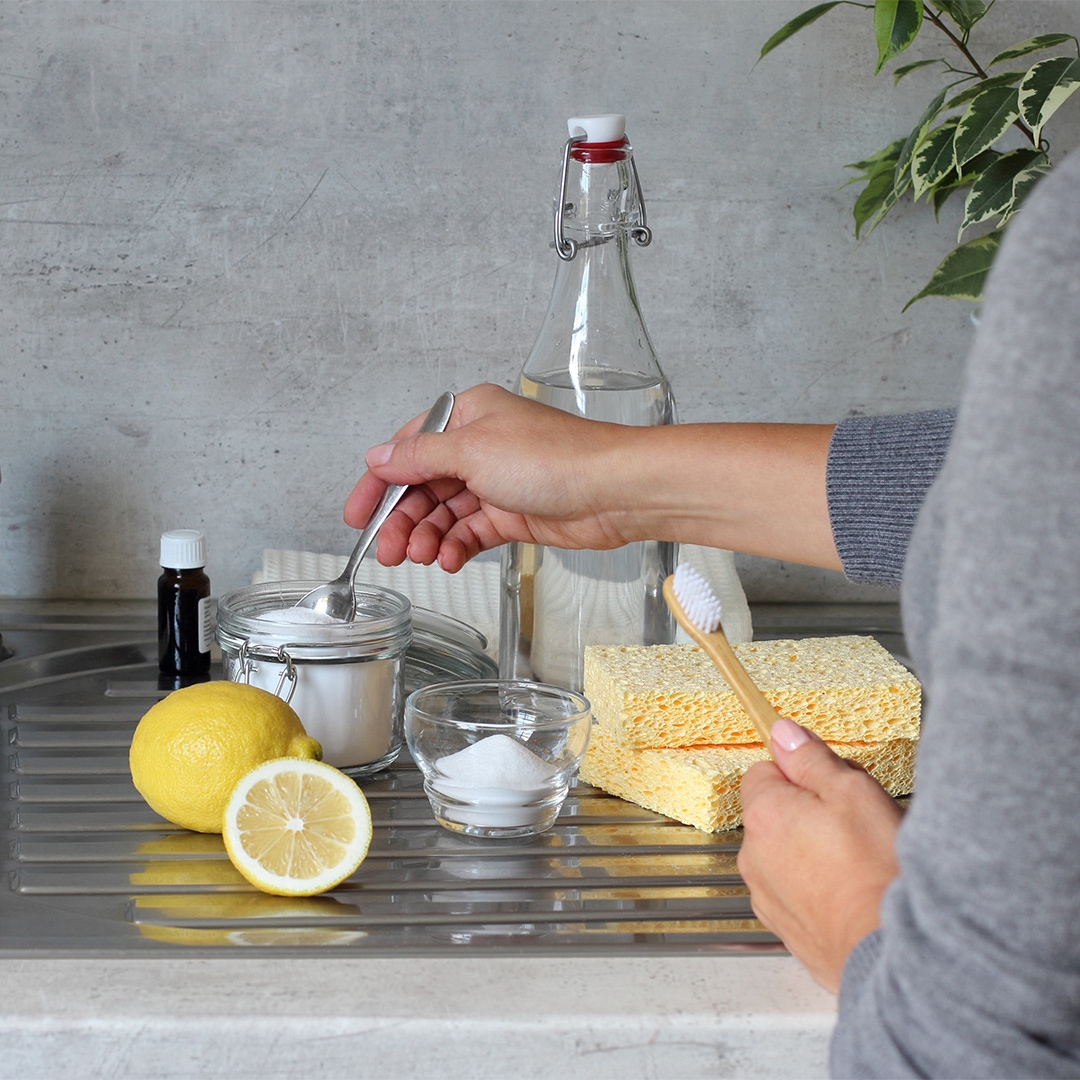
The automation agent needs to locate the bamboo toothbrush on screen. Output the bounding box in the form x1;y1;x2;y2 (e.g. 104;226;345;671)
663;564;780;753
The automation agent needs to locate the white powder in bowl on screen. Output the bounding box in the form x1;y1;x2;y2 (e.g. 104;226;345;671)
435;733;559;789
430;734;563;829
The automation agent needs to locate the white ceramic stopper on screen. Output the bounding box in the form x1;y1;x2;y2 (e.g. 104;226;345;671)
567;114;626;142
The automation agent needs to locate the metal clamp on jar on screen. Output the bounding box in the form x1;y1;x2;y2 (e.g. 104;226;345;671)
216;581;413;778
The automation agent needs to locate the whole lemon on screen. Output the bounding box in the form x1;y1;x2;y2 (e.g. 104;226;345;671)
129;681;322;833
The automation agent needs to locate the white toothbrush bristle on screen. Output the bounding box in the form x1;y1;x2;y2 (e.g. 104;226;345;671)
672;564;723;634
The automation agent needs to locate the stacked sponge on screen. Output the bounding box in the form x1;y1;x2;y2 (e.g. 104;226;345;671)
580;636;920;833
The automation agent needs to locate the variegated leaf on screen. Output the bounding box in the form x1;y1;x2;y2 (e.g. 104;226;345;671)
874;0;924;75
930;149;998;218
946;70;1026;110
953;85;1019;168
1018;56;1080;145
904;230;1001;308
854;165;902;238
930;0;987;33
958;148;1043;238
989;34;1076;67
896;85;949;185
911;120;959;199
998;162;1051;227
846;137;907;175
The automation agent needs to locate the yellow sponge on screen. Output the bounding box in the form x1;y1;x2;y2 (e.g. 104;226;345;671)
579;721;916;833
584;636;920;749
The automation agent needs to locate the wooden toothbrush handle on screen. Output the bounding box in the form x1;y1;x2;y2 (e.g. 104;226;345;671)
697;633;779;747
661;574;778;748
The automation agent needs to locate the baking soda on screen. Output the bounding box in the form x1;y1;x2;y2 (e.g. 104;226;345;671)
432;734;561;828
245;607;397;770
436;734;559;787
258;607;340;626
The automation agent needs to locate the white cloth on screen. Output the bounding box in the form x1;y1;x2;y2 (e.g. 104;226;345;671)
256;543;752;663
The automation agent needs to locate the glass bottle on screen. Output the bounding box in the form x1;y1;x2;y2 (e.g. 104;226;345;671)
500;114;677;692
158;529;212;682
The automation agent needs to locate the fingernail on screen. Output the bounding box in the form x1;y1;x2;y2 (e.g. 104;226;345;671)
770;717;814;753
365;442;395;467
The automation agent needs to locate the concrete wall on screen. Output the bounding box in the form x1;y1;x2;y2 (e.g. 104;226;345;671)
1;0;1077;602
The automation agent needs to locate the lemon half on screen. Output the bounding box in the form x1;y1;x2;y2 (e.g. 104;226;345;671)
222;758;372;896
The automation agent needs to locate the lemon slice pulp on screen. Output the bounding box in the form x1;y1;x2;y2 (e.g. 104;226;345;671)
223;758;372;896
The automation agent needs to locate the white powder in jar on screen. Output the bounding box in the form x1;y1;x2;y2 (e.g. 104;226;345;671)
257;607;341;626
241;606;398;771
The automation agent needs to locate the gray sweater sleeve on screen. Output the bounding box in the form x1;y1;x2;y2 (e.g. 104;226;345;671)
827;410;955;587
830;151;1080;1077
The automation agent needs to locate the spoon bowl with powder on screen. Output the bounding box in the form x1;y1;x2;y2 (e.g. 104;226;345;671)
404;680;592;838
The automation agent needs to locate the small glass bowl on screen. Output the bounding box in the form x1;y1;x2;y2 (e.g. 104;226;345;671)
404;680;592;838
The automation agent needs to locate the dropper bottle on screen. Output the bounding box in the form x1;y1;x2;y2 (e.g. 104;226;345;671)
158;529;212;680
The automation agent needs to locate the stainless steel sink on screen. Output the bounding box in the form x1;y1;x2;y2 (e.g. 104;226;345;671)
1;599;904;956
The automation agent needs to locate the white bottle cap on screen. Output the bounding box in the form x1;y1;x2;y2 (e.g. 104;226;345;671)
160;529;206;570
567;115;626;143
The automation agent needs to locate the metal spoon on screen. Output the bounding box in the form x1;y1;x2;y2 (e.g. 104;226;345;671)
294;391;455;621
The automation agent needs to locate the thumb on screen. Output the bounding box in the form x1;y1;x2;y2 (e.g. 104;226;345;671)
365;430;458;486
769;716;850;794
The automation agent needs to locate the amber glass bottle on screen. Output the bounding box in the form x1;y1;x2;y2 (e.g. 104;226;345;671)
158;529;212;678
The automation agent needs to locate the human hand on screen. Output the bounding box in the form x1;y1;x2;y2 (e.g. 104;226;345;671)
344;383;644;571
737;717;903;993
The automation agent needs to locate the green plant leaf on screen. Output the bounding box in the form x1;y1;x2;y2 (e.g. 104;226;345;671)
892;57;945;83
904;230;1002;308
911;119;959;198
930;0;987;33
874;0;924;74
929;149;998;217
932;181;960;217
1018;55;1080;145
945;70;1026;110
850;138;911;237
846;138;908;174
853;161;903;237
953;85;1019;168
989;34;1077;67
895;85;950;184
998;161;1051;227
958;148;1044;238
759;1;845;60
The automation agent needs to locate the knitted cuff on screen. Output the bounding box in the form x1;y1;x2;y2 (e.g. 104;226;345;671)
826;410;956;587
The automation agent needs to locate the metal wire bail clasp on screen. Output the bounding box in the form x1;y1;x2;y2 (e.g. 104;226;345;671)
554;135;653;261
233;640;297;706
272;645;298;706
236;639;253;684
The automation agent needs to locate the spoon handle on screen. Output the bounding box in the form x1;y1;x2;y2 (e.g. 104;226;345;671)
339;391;456;584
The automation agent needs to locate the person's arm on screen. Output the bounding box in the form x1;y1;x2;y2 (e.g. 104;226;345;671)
742;150;1080;1078
346;383;842;572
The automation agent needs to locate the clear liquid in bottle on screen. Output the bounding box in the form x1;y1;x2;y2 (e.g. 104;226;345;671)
500;115;678;692
500;362;677;692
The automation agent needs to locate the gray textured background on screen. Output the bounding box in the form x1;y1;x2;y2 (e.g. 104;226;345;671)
1;0;1076;602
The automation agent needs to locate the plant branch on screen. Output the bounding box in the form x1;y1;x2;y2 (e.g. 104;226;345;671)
924;7;989;76
924;5;1037;146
